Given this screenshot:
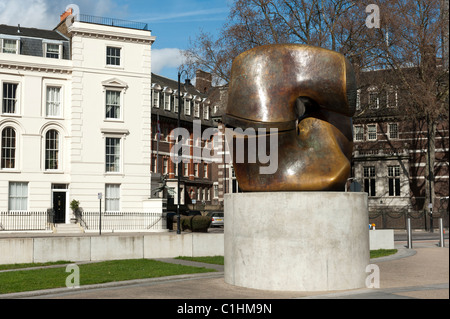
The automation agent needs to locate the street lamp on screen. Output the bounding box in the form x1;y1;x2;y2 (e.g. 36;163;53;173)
177;70;189;234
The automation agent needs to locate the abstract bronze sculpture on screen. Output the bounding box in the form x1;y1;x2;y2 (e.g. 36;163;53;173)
223;44;357;191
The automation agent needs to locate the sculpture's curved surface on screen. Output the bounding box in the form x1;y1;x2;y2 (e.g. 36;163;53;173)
224;44;357;191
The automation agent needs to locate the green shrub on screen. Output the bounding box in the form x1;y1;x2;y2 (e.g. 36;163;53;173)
180;215;212;232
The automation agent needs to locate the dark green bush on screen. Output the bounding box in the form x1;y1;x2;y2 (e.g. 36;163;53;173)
180;215;212;232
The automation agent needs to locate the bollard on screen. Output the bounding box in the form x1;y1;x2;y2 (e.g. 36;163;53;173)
407;218;413;249
439;218;445;248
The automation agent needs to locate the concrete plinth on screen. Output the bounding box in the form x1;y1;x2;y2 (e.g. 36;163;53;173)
224;192;369;292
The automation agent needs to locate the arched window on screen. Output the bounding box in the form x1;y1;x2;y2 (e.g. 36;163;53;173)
1;127;16;169
45;129;59;170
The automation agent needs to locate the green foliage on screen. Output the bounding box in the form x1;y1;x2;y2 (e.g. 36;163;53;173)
180;215;212;232
70;199;80;211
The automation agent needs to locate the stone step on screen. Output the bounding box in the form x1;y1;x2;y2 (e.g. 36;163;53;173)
53;223;84;234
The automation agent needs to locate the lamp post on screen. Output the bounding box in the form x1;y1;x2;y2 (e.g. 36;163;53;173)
177;70;189;234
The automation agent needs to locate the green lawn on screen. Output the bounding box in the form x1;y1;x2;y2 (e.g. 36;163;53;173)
0;250;397;295
0;259;215;295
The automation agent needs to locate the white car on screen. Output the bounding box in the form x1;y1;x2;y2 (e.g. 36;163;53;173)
208;212;224;227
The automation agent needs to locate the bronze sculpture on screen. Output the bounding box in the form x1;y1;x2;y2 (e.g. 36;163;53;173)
223;44;357;191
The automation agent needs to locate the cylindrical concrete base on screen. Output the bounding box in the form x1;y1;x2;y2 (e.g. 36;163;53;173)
224;192;369;292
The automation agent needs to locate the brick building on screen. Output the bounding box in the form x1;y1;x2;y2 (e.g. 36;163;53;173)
150;72;223;212
352;68;449;229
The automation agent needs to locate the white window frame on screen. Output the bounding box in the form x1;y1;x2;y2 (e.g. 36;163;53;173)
1;81;20;116
367;124;377;141
184;98;191;116
388;123;398;139
203;104;209;120
8;182;28;211
105;89;122;121
152;90;160;108
45;86;63;118
43;128;61;172
174;95;179;113
213;183;219;199
354;125;364;141
106;46;122;67
0;37;20;55
194;101;200;118
105;184;121;212
104;135;123;174
203;163;208;178
43;40;63;59
163;92;171;111
1;126;17;170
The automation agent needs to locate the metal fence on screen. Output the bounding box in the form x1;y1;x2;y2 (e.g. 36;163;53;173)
77;14;149;31
369;210;449;229
0;211;52;231
80;211;165;232
0;211;165;232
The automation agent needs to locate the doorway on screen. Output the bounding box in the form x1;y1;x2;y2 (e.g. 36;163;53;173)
53;191;67;224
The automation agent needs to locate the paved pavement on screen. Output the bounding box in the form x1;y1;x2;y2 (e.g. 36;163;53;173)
0;232;448;301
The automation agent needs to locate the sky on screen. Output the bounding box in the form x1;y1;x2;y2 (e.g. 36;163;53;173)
0;0;231;80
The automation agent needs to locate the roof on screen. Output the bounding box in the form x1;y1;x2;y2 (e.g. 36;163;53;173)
0;24;68;41
151;73;214;127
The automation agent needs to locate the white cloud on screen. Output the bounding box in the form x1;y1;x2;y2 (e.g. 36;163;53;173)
151;48;186;75
0;0;128;29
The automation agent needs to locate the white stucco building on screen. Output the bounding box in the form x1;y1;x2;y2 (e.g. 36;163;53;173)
0;11;157;229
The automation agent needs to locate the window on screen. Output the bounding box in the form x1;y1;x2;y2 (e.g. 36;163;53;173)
45;130;59;170
194;163;199;177
356;89;361;110
369;91;379;109
105;184;120;212
46;87;61;117
1;39;18;54
184;99;191;115
152;90;160;108
163;158;168;174
388;166;401;196
9;182;28;211
194;102;200;118
204;163;208;178
174;96;179;113
367;124;377;141
46;44;60;59
106;47;121;66
363;166;376;197
388;123;398;139
203;105;209;120
213;184;219;199
164;93;171;111
184;163;189;176
1;127;16;169
106;90;121;119
354;125;364;141
105;137;120;172
2;83;18;114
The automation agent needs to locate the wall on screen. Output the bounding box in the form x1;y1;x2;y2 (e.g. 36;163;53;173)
0;233;224;264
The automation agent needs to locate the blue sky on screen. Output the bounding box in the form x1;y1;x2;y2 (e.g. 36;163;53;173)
0;0;231;80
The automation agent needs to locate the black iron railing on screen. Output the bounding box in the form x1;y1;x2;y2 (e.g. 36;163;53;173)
0;211;52;231
77;14;149;31
80;211;164;231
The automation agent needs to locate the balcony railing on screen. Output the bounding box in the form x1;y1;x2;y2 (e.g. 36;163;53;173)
76;14;149;31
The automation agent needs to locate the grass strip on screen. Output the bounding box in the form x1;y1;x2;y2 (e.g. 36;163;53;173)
0;259;215;295
175;256;224;265
0;261;73;271
370;249;398;259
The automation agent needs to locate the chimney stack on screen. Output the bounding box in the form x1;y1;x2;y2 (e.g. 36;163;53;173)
195;70;212;93
60;8;73;22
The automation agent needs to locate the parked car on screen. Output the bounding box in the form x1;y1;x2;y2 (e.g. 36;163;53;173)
208;212;224;227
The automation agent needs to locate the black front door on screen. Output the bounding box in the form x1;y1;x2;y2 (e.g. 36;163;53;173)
53;192;66;223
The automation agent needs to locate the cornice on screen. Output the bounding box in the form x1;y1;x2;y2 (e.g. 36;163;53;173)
68;26;156;44
0;60;72;74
